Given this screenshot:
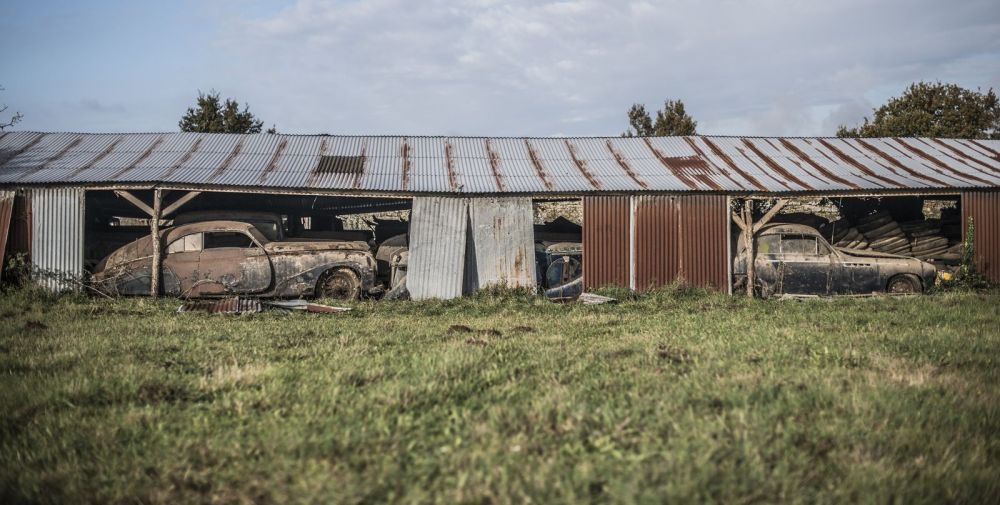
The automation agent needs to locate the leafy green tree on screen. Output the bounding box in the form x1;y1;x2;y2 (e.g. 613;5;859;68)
623;99;697;136
179;91;273;134
1;85;23;131
837;82;1000;139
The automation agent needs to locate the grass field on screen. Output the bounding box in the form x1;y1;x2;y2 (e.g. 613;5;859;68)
2;287;999;503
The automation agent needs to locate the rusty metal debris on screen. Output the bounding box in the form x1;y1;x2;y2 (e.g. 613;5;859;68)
177;297;351;314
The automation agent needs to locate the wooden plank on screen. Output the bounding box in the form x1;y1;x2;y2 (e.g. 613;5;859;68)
161;191;201;217
114;190;154;217
150;189;163;297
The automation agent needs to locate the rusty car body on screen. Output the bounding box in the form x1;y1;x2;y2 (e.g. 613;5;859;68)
92;220;378;299
734;223;937;297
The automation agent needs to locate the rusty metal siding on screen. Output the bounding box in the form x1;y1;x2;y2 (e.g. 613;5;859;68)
962;191;1000;283
30;188;85;291
678;194;729;289
634;195;680;289
467;197;536;291
583;196;630;289
407;196;467;300
631;194;728;290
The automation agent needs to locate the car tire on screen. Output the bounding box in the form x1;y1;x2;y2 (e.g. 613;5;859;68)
887;275;921;294
317;268;361;300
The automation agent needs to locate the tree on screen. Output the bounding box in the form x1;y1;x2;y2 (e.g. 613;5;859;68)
179;91;274;134
1;85;23;131
836;82;1000;139
623;99;698;136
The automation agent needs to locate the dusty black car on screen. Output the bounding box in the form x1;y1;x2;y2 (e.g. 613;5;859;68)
92;220;379;299
734;223;937;297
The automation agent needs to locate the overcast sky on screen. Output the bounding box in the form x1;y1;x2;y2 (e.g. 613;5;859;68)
2;0;999;136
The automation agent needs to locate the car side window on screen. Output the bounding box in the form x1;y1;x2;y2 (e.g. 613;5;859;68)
204;231;255;249
781;234;817;255
757;235;780;255
166;233;203;254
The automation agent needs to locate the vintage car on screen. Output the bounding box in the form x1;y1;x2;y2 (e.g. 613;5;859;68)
733;223;937;297
92;220;379;299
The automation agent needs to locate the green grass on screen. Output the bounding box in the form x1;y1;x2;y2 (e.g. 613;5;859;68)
1;287;999;504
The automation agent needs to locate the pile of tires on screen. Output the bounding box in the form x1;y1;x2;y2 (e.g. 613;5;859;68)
820;209;963;261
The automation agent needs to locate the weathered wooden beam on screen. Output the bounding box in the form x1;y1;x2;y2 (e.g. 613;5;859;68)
752;198;788;233
161;191;201;217
731;211;747;232
114;190;155;217
150;189;163;297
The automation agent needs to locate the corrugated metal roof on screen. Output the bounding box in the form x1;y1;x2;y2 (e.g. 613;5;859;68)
1;132;999;194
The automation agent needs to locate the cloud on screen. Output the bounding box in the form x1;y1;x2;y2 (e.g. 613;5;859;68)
181;0;1000;135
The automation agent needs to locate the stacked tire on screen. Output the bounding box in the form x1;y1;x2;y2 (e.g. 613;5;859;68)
818;209;963;261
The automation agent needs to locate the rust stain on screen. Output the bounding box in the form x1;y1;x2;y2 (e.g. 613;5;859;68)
966;139;1000;161
892;138;992;186
605;139;647;189
777;139;867;189
112;135;165;179
0;132;45;166
208;137;247;182
484;138;506;192
256;138;289;184
893;138;994;186
642;138;700;190
352;141;368;190
524;140;554;191
682;138;742;189
444;140;461;191
835;139;937;186
699;138;767;191
827;138;953;187
740;139;813;190
802;139;899;188
928;138;1000;174
733;146;795;191
17;135;84;181
836;139;948;186
162;137;205;179
564;140;601;190
68;135;125;179
400;138;411;191
857;139;959;186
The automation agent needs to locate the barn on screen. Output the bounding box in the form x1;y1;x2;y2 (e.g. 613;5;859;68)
0;131;998;298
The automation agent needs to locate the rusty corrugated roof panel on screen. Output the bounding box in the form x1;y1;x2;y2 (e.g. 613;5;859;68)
2;132;999;194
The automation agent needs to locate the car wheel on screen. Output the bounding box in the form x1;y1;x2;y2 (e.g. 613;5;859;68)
887;275;921;294
317;268;361;300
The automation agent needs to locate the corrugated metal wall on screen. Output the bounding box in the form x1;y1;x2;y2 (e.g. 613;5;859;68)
677;195;729;289
467;197;536;291
408;197;468;300
585;194;729;291
30;188;85;291
583;196;630;289
634;195;680;289
962;191;1000;283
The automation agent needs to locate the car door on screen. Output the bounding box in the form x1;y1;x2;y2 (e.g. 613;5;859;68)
776;234;831;295
191;230;273;296
831;253;879;295
162;232;204;296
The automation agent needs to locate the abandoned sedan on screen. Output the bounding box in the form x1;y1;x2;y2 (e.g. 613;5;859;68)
92;220;378;299
734;223;937;297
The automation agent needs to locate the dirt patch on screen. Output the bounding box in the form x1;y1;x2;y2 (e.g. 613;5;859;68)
23;320;48;331
656;344;692;364
448;324;474;334
465;337;489;346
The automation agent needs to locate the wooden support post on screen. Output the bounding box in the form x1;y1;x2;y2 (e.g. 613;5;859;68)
752;198;788;233
150;189;163;297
